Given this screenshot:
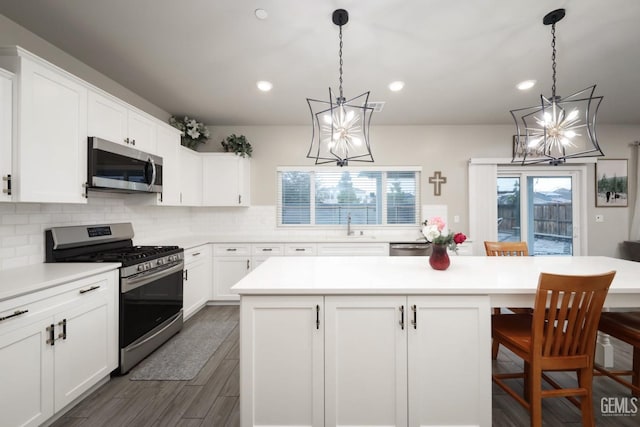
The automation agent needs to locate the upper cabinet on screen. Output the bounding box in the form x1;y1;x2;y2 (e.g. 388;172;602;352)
0;47;88;204
0;68;14;202
179;146;203;206
202;153;251;206
155;125;182;206
88;89;156;154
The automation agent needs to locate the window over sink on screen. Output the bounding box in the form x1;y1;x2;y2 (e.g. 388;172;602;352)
277;167;421;226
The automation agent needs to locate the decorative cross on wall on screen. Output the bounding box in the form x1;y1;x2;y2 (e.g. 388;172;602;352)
428;171;447;196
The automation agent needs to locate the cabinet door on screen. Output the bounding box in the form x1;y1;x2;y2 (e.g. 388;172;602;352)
325;295;407;427
240;296;324;427
18;58;87;203
407;295;491;427
127;109;156;153
202;154;250;206
0;69;13;201
87;90;128;145
212;257;249;301
155;125;181;205
183;246;211;319
0;318;54;427
53;283;112;411
179;147;202;206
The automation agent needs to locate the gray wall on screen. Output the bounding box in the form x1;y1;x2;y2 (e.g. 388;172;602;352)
202;124;640;257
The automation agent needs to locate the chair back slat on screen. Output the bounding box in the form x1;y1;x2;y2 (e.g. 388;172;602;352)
532;271;615;358
484;241;529;256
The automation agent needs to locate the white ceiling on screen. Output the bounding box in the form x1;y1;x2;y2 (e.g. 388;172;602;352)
1;0;639;126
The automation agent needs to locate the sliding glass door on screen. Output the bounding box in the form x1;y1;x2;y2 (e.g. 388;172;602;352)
497;168;582;255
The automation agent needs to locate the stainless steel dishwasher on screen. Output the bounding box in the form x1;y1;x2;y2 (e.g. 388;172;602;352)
389;242;432;256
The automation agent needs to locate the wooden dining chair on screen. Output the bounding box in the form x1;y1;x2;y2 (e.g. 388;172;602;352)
485;241;531;359
492;270;616;427
595;311;640;396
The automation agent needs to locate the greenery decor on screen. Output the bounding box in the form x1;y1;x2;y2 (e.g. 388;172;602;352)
169;115;210;150
421;216;467;253
221;134;253;158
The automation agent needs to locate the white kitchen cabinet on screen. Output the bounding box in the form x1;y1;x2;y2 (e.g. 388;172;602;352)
407;295;491;426
202;153;250;206
317;242;389;256
179;146;202;206
239;293;491;427
0;47;88;203
240;296;324;427
212;244;251;301
155;124;182;205
0;269;118;426
0;68;14;202
183;245;211;319
87;89;156;154
52;279;114;411
284;243;317;256
251;243;284;269
325;296;408;427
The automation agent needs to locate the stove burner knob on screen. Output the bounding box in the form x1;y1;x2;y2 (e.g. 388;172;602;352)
157;259;164;266
137;264;144;272
144;262;151;270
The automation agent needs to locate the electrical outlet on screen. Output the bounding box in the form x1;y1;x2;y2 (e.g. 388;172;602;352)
595;214;604;223
453;215;460;223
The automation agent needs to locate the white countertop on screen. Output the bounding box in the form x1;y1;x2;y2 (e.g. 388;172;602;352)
232;256;640;305
0;263;121;302
142;234;420;250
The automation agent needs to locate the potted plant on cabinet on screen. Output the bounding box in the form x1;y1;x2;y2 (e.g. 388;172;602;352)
221;134;253;158
168;115;210;150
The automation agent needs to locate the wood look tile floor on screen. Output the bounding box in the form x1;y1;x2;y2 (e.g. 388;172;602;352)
51;306;639;426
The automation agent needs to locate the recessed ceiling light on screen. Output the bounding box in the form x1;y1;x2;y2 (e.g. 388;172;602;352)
255;9;268;20
516;80;536;90
256;80;273;92
388;81;405;92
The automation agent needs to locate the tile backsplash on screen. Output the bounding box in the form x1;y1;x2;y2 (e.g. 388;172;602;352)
0;196;427;271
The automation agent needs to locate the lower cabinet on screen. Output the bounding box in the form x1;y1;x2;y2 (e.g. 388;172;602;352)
240;294;491;427
0;270;118;427
212;244;251;301
183;245;211;319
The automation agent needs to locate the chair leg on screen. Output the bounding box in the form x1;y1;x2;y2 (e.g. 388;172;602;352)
633;346;640;398
529;365;542;427
524;361;530;402
578;367;595;427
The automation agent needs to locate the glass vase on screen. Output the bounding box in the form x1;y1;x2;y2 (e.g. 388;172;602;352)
429;243;450;271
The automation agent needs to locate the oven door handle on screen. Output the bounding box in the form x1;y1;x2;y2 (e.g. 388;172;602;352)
121;261;184;293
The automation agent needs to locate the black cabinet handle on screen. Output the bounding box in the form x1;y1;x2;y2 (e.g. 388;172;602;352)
0;309;28;322
47;324;55;346
316;305;320;330
411;305;417;329
226;248;237;252
399;306;405;330
79;285;100;294
246;260;250;270
184;269;188;281
191;252;201;257
295;248;305;252
58;319;67;340
262;248;273;252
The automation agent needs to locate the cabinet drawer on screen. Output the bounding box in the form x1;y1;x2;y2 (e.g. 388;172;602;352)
214;244;251;257
185;244;212;265
284;244;317;256
251;244;284;257
0;272;113;333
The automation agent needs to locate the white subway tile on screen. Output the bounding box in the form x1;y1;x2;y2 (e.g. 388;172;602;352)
2;256;29;270
16;245;40;256
15;203;42;213
2;235;29;247
0;225;15;236
2;214;29;225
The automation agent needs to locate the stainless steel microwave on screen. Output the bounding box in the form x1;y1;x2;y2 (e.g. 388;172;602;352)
88;137;163;193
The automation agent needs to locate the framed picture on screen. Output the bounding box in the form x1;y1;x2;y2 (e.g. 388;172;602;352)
595;159;628;207
512;135;545;163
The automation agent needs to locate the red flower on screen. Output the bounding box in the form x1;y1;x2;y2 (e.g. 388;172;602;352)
453;232;467;244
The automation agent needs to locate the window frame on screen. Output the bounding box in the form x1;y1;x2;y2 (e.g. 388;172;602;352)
276;166;422;228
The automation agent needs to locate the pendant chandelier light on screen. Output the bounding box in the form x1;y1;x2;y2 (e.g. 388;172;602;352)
510;8;604;165
306;9;374;167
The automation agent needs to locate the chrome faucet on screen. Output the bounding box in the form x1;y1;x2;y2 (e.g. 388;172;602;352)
347;212;354;236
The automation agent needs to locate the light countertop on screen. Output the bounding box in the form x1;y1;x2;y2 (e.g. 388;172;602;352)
231;256;640;306
0;263;121;302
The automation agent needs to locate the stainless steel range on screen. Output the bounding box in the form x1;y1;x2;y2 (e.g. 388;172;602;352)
45;223;184;374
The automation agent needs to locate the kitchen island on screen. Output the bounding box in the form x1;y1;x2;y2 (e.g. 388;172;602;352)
232;256;640;427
